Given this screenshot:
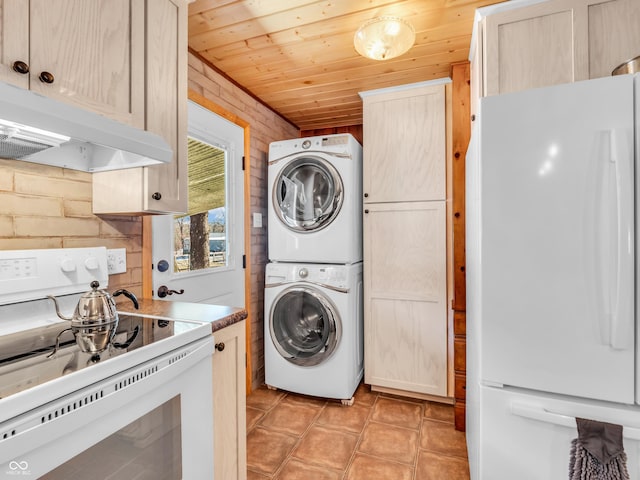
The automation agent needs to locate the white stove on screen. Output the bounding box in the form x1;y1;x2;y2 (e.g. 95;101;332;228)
0;247;214;479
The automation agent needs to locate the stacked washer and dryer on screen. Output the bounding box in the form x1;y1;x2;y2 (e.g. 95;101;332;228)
264;134;364;403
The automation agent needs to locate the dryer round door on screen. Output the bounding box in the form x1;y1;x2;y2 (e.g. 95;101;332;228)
269;286;341;366
272;155;343;232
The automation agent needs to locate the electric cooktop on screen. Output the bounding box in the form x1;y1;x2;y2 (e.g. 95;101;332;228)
0;314;203;400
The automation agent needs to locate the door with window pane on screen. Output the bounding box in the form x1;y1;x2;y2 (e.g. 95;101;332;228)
152;100;245;307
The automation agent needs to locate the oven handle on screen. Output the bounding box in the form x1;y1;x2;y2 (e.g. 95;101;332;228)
511;402;640;440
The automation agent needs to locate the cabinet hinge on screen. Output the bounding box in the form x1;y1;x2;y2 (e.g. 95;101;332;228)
242;255;246;269
242;156;245;171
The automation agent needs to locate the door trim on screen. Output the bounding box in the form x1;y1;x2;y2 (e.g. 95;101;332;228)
143;89;253;394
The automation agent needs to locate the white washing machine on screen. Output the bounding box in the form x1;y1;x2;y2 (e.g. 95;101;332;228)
267;133;362;264
264;261;363;401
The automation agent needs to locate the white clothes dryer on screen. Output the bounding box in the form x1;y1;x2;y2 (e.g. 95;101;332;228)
268;134;362;264
264;261;363;401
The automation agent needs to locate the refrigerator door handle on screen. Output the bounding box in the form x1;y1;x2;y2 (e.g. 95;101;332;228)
511;402;640;440
609;129;634;351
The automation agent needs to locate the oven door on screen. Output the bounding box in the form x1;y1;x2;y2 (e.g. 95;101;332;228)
0;336;214;479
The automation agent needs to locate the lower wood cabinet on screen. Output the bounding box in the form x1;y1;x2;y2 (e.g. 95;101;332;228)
212;320;246;480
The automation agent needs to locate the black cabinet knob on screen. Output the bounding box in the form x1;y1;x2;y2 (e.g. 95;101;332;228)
215;342;225;352
12;61;29;74
151;192;162;200
38;71;54;84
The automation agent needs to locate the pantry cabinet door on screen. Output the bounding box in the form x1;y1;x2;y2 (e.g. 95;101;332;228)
363;201;447;396
29;0;144;127
362;84;445;203
0;0;28;88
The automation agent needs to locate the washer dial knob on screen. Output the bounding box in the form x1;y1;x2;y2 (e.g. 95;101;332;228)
298;267;309;278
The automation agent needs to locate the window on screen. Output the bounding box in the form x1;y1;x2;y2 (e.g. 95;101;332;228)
173;137;227;273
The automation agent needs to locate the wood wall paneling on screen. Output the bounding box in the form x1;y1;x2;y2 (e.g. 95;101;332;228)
450;61;470;432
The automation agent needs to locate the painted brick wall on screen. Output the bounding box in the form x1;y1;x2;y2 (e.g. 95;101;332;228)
0;159;143;298
188;52;300;390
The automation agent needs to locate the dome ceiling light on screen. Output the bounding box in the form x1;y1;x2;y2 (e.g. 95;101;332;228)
353;16;416;61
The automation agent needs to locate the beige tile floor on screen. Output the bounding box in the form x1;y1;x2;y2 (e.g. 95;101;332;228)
246;383;470;480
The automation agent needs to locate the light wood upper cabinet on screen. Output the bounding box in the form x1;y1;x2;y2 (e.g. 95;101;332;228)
479;0;640;98
587;0;640;78
0;0;144;127
483;0;578;96
361;83;446;203
0;1;28;88
92;0;188;214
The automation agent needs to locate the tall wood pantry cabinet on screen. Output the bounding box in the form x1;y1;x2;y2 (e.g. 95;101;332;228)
360;80;449;399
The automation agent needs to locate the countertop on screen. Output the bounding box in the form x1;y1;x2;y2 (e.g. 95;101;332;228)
118;299;247;333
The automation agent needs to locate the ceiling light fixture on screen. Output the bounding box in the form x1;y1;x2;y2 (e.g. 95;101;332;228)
354;16;416;61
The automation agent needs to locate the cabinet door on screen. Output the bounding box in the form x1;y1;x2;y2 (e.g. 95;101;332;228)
0;0;28;88
92;0;187;215
588;0;640;78
482;0;640;97
143;0;188;213
363;201;447;396
362;84;445;203
212;321;247;480
483;0;579;96
29;0;144;127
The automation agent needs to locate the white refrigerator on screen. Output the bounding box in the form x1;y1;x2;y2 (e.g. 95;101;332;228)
466;73;640;479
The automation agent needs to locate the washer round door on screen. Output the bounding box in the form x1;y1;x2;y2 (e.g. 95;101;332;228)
269;286;341;366
272;155;343;232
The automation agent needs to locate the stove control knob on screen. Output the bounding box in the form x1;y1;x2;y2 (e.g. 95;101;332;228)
60;257;76;273
84;256;99;270
298;267;308;278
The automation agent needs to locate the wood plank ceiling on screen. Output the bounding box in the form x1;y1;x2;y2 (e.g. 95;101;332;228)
188;0;498;131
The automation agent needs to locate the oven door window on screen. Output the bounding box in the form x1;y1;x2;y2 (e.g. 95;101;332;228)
42;396;182;480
